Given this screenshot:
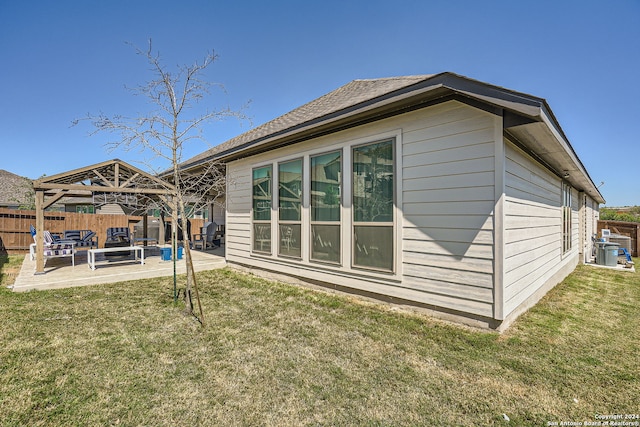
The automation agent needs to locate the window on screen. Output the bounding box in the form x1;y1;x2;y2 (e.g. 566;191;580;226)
562;182;572;253
352;139;394;271
76;205;94;214
278;159;302;258
252;165;272;253
311;151;341;264
249;135;399;276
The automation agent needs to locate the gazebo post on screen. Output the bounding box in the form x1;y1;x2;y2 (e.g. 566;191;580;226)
158;214;165;246
35;190;45;274
142;213;148;247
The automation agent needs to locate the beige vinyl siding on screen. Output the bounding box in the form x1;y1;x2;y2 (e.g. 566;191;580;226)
503;141;579;316
209;198;226;226
401;102;497;318
96;204;125;215
225;168;252;257
225;101;499;317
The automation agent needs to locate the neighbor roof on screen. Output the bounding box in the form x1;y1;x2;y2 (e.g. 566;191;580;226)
181;72;604;203
0;169;32;207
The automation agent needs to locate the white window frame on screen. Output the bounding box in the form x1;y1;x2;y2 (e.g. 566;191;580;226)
309;150;343;266
278;158;304;259
248;129;403;281
251;164;274;255
351;138;396;273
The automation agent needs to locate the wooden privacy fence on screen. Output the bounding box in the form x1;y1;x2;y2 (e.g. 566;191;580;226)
597;220;639;257
0;208;204;254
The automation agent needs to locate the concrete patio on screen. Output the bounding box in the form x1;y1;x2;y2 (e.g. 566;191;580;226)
10;244;226;292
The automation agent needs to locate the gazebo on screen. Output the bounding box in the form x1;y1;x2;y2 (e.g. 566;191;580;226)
31;159;176;274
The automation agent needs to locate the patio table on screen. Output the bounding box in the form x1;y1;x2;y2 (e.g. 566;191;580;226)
88;246;144;270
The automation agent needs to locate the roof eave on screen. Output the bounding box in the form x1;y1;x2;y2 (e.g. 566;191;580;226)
182;73;604;204
186;72;544;168
505;110;605;204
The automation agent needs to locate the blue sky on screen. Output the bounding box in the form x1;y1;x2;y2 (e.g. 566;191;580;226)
1;0;639;206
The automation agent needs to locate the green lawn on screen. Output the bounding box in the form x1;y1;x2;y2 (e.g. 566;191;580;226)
0;261;638;426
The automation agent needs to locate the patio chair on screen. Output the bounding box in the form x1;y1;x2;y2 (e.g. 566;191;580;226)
193;222;219;250
105;227;132;257
63;229;98;249
29;225;76;266
106;227;131;244
29;225;66;251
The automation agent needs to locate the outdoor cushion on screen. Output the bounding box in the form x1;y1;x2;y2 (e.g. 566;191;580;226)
31;226;62;245
64;230;82;241
81;231;96;242
44;245;74;256
106;227;131;243
42;242;76;267
61;230;97;248
43;230;56;245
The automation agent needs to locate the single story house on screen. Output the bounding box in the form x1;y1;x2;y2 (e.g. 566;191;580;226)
183;72;604;330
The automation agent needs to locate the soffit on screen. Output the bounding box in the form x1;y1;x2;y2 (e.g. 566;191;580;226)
506;122;605;203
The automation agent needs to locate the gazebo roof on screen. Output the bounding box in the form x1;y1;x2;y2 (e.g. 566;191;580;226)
33;159;174;198
31;159;177;274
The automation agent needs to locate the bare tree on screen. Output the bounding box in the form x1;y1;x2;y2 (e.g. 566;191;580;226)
77;40;248;324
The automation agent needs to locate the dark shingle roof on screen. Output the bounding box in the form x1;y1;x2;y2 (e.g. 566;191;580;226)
172;71;604;203
181;74;435;168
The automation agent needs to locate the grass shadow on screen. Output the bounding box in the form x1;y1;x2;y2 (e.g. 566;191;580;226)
0;236;8;282
0;235;7;257
0;237;24;287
